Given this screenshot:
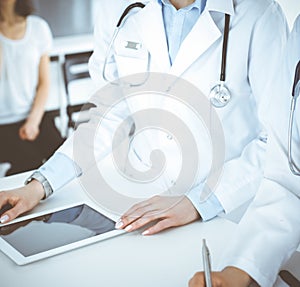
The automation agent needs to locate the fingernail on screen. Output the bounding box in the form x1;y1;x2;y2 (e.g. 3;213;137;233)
115;220;124;229
124;224;133;232
0;215;9;223
142;230;150;236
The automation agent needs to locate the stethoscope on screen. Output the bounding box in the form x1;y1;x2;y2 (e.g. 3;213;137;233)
288;60;300;176
102;2;147;85
102;2;231;108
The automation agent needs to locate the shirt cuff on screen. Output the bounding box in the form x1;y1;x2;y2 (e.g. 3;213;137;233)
38;152;82;192
186;184;224;221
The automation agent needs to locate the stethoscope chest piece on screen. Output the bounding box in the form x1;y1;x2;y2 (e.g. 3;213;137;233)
209;82;231;108
104;5;233;108
209;13;231;108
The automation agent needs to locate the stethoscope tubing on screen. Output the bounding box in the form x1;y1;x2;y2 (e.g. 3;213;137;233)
102;28;119;83
101;2;300;177
288;63;300;176
102;2;231;108
288;97;300;175
116;2;145;27
102;2;148;85
220;14;230;82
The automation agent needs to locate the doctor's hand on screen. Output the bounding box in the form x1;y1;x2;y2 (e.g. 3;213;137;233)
115;195;200;235
0;180;44;224
19;119;40;141
189;267;253;287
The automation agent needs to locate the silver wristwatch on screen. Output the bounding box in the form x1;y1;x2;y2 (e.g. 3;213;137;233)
25;171;53;200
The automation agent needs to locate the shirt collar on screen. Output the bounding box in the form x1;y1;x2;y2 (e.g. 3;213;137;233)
157;0;206;13
205;0;234;16
156;0;234;15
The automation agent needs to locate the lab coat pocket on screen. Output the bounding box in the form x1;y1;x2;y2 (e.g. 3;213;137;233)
113;39;149;78
114;54;149;78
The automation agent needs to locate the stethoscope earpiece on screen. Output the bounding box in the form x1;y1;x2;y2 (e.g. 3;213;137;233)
209;82;231;108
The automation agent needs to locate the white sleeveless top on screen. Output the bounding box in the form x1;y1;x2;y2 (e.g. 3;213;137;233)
0;15;52;124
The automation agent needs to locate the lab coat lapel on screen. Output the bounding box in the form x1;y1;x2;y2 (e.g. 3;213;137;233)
133;1;171;72
170;10;222;76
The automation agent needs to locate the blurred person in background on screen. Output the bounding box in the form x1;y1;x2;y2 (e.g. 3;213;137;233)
0;0;63;176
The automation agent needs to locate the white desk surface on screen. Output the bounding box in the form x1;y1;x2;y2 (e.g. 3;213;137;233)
0;172;237;287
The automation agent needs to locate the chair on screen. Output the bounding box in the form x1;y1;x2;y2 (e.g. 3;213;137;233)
62;51;96;135
279;270;300;287
280;251;300;287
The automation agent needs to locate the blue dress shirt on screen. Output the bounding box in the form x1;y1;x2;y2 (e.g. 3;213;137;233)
159;0;206;64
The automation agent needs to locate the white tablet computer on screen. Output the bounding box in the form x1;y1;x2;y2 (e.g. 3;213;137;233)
0;203;124;265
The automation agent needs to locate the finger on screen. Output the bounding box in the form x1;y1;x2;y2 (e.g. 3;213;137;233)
122;212;163;233
189;272;205;287
0;191;20;209
27;134;35;141
31;131;39;140
116;196;165;229
116;200;153;227
1;201;28;223
118;204;158;229
0;196;16;223
0;203;12;224
0;203;13;217
122;199;153;218
19;128;31;140
27;129;39;141
0;192;10;212
19;128;25;140
121;195;163;220
142;218;174;235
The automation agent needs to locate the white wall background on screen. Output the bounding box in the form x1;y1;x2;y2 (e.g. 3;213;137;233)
277;0;300;29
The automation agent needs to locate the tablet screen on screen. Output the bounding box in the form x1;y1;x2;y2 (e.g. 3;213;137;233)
0;204;115;257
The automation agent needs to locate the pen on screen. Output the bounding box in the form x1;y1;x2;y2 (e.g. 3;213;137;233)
202;239;212;287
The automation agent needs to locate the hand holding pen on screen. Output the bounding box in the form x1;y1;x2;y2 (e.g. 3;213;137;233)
189;239;252;287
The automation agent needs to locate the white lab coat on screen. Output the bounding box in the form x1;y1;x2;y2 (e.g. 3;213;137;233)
57;0;288;214
219;15;300;287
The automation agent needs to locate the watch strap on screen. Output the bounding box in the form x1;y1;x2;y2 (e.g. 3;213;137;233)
25;171;53;200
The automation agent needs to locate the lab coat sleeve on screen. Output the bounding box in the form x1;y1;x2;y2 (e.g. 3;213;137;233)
218;125;300;287
37;1;134;192
218;180;300;287
40;85;133;191
38;152;81;192
218;17;300;287
37;88;133;192
212;2;289;214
